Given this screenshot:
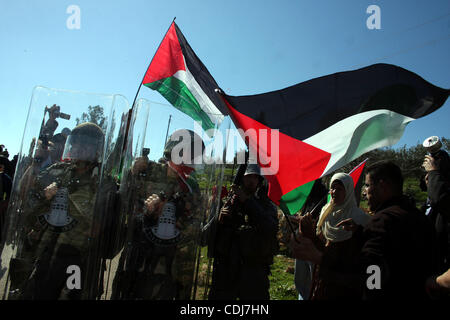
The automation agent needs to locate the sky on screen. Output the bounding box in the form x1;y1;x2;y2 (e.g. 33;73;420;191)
1;0;449;159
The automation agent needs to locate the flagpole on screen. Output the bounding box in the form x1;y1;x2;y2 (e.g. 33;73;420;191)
130;17;177;112
122;18;177;155
282;211;301;243
164;115;172;145
349;158;369;174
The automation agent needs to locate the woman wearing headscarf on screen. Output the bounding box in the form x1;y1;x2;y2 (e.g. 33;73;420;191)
292;172;370;300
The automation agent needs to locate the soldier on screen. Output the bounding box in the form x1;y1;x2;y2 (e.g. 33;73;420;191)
209;164;279;300
111;129;204;300
9;122;116;300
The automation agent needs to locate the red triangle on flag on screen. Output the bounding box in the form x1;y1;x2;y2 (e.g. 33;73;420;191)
143;22;186;84
349;158;368;188
223;97;331;204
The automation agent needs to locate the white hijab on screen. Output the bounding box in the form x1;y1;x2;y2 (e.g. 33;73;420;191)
316;173;370;243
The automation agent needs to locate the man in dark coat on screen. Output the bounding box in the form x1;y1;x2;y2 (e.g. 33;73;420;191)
422;151;450;298
422;152;450;273
209;164;279;300
291;161;436;300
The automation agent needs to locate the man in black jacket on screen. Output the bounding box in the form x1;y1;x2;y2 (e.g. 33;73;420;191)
291;161;436;300
209;164;279;300
422;151;450;298
422;152;450;273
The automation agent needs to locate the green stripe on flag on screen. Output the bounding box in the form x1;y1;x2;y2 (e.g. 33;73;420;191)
279;180;316;215
145;76;215;131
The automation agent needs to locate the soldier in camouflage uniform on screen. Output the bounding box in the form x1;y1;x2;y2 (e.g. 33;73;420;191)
111;129;203;300
10;122;116;300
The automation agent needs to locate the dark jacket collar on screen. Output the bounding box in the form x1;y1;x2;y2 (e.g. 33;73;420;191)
376;195;417;213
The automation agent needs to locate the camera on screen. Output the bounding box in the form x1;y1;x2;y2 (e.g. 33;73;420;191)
423;136;448;161
45;104;71;120
423;136;450;176
423;136;442;156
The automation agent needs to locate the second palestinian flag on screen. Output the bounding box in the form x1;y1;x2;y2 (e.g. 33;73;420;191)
222;63;449;213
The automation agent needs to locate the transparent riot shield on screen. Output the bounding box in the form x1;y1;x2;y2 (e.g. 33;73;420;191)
109;100;225;300
195;116;249;299
0;86;129;300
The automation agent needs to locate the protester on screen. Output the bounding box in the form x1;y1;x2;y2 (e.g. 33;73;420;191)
421;150;450;299
209;164;279;300
293;179;328;300
422;152;450;274
291;161;436;299
426;267;450;298
291;173;370;299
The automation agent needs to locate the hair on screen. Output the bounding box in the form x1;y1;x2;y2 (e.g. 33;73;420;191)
366;160;403;194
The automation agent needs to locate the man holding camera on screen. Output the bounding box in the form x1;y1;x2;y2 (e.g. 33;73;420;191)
422;141;450;298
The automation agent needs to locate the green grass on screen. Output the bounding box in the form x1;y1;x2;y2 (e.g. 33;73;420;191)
269;254;298;300
193;247;299;300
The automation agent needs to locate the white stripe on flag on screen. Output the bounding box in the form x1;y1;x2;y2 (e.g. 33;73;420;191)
173;68;224;127
304;109;415;176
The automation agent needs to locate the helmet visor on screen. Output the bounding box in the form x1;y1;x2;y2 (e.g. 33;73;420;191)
62;134;103;162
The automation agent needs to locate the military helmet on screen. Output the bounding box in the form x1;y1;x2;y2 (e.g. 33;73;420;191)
62;122;105;162
244;163;262;177
163;129;205;164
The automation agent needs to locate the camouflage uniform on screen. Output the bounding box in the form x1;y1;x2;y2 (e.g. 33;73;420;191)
9;122;116;300
112;160;202;300
10;162;93;299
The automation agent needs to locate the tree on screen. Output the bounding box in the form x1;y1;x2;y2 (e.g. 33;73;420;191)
75;105;107;131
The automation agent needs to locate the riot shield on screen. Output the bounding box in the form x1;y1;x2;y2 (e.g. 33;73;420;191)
109;100;225;300
0;86;129;300
195;116;239;299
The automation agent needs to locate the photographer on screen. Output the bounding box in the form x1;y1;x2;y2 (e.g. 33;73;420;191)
422;139;450;298
39;105;71;143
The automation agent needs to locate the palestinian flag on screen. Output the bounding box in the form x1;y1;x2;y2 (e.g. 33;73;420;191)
222;63;449;214
348;158;368;188
142;22;227;131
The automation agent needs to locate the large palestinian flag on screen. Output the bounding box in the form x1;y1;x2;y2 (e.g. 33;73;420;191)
222;63;449;214
142;22;227;131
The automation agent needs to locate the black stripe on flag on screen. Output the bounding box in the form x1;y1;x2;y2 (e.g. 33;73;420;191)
225;63;449;141
174;23;228;116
